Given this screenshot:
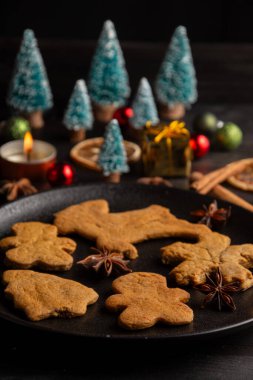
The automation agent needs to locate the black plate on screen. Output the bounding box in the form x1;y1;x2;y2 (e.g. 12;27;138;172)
0;183;252;340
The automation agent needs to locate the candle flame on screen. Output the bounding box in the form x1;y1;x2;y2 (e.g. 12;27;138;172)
23;131;33;155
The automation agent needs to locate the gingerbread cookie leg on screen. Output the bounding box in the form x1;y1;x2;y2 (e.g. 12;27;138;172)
96;234;138;260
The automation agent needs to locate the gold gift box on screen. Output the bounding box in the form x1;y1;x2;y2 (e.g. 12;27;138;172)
141;121;192;177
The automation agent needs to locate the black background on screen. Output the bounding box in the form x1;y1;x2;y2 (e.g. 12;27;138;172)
0;0;253;42
0;0;253;115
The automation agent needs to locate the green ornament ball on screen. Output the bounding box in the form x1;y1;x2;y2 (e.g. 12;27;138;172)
215;122;243;150
193;112;218;137
7;117;30;139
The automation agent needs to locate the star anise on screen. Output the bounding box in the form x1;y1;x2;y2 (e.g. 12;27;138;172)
77;247;132;277
190;200;231;229
0;178;38;201
195;268;241;311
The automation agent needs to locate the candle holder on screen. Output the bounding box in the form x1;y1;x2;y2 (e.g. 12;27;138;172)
0;139;56;181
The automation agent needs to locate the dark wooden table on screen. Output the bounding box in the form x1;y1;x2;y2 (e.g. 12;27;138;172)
1;40;253;379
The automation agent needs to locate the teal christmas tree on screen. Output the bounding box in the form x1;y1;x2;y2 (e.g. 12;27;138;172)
7;29;53;128
155;26;197;119
88;20;130;122
98;119;129;182
63;79;93;142
130;77;159;129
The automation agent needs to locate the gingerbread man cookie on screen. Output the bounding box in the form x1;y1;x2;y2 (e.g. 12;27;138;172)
0;222;76;271
105;272;193;330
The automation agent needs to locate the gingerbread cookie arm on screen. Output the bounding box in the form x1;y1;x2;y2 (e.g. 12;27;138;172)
56;237;77;254
164;287;191;302
105;294;128;312
0;236;18;250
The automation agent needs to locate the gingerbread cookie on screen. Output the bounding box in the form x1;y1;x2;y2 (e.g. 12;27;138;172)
54;199;210;259
0;222;76;271
105;272;193;330
162;230;253;290
3;270;98;321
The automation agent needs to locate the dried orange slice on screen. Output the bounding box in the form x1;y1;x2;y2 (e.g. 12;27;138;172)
70;137;141;172
228;162;253;191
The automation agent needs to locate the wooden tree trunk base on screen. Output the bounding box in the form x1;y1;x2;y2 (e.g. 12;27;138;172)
104;172;121;183
69;129;86;144
159;103;185;120
93;103;117;123
27;110;44;129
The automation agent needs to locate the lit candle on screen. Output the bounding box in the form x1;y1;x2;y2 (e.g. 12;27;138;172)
0;135;57;181
24;131;33;162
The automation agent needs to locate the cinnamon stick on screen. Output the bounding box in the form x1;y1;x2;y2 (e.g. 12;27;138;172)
191;158;253;195
190;171;253;213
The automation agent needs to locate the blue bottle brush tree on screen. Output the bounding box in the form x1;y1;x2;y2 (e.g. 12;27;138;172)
98;119;129;182
7;29;53;128
88;20;130;122
63;79;93;142
155;26;197;120
130;77;159;129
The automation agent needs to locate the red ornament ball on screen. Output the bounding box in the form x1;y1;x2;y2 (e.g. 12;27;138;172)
190;134;210;159
47;162;75;186
112;107;134;126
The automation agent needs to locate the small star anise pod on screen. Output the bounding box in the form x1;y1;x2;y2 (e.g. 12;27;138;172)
195;268;241;311
0;178;38;201
77;247;132;277
191;200;231;229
